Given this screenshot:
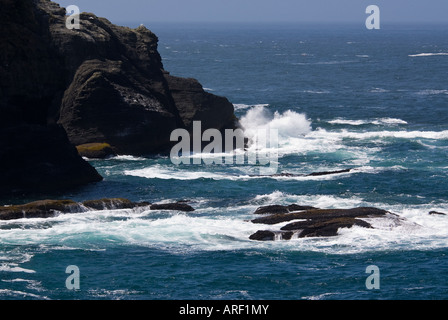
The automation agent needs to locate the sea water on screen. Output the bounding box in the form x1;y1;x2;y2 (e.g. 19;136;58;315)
1;23;447;300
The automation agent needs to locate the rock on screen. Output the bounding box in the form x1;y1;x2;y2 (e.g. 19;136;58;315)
252;169;352;178
0;0;239;196
251;207;388;225
164;74;237;133
76;143;117;159
150;202;195;212
306;169;352;176
53;8;238;155
429;211;446;216
82;198;139;210
0;199;82;220
249;230;276;241
0;198;154;221
0;125;103;196
253;204;318;215
249;206;388;241
280;218;373;238
59;59;182;155
249;230;294;241
0;0;103;195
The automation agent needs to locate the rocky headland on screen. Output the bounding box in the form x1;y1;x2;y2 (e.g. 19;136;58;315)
0;0;237;196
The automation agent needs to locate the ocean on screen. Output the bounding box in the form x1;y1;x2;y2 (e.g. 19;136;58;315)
1;23;447;300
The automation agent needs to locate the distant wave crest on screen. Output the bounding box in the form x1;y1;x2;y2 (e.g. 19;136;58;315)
409;52;448;57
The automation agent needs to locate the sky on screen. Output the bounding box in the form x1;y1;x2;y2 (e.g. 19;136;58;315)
53;0;448;25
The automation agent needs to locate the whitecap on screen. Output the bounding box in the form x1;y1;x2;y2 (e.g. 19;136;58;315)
0;264;36;274
310;128;448;140
409;52;448;57
415;89;448;95
233;103;269;111
0;289;49;299
328;117;407;126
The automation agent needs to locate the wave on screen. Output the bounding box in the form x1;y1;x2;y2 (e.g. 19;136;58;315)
310;128;448;140
0;265;36;274
328;117;408;126
292;60;357;66
0;289;48;299
106;155;147;161
301;90;331;94
124;164;356;182
369;87;389;93
233;103;269;111
416;89;448;96
239;105;311;139
409;52;448;57
1;193;447;255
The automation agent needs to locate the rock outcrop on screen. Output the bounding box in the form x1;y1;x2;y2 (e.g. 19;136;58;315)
150;201;195;212
0;0;103;195
76;143;117;159
0;198;195;220
50;4;237;155
0;0;238;195
249;206;390;240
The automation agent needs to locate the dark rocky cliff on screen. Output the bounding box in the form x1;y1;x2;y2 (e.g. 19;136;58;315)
0;0;237;195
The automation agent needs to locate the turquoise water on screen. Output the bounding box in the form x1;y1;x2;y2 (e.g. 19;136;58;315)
1;23;448;300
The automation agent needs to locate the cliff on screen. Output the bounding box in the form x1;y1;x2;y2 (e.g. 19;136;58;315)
0;0;237;196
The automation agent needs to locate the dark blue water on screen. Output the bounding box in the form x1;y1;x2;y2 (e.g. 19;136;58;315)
1;23;447;300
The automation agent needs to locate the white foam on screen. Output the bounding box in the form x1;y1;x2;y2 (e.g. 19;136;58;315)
251;192;365;209
409;52;448;57
0;196;447;255
0;264;35;274
328;118;408;126
239;105;311;139
311;128;448;140
124;164;356;182
107;155;146;161
0;289;48;299
301;90;331;94
233;103;269;111
328;119;367;126
416;89;448;95
369;87;389;93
